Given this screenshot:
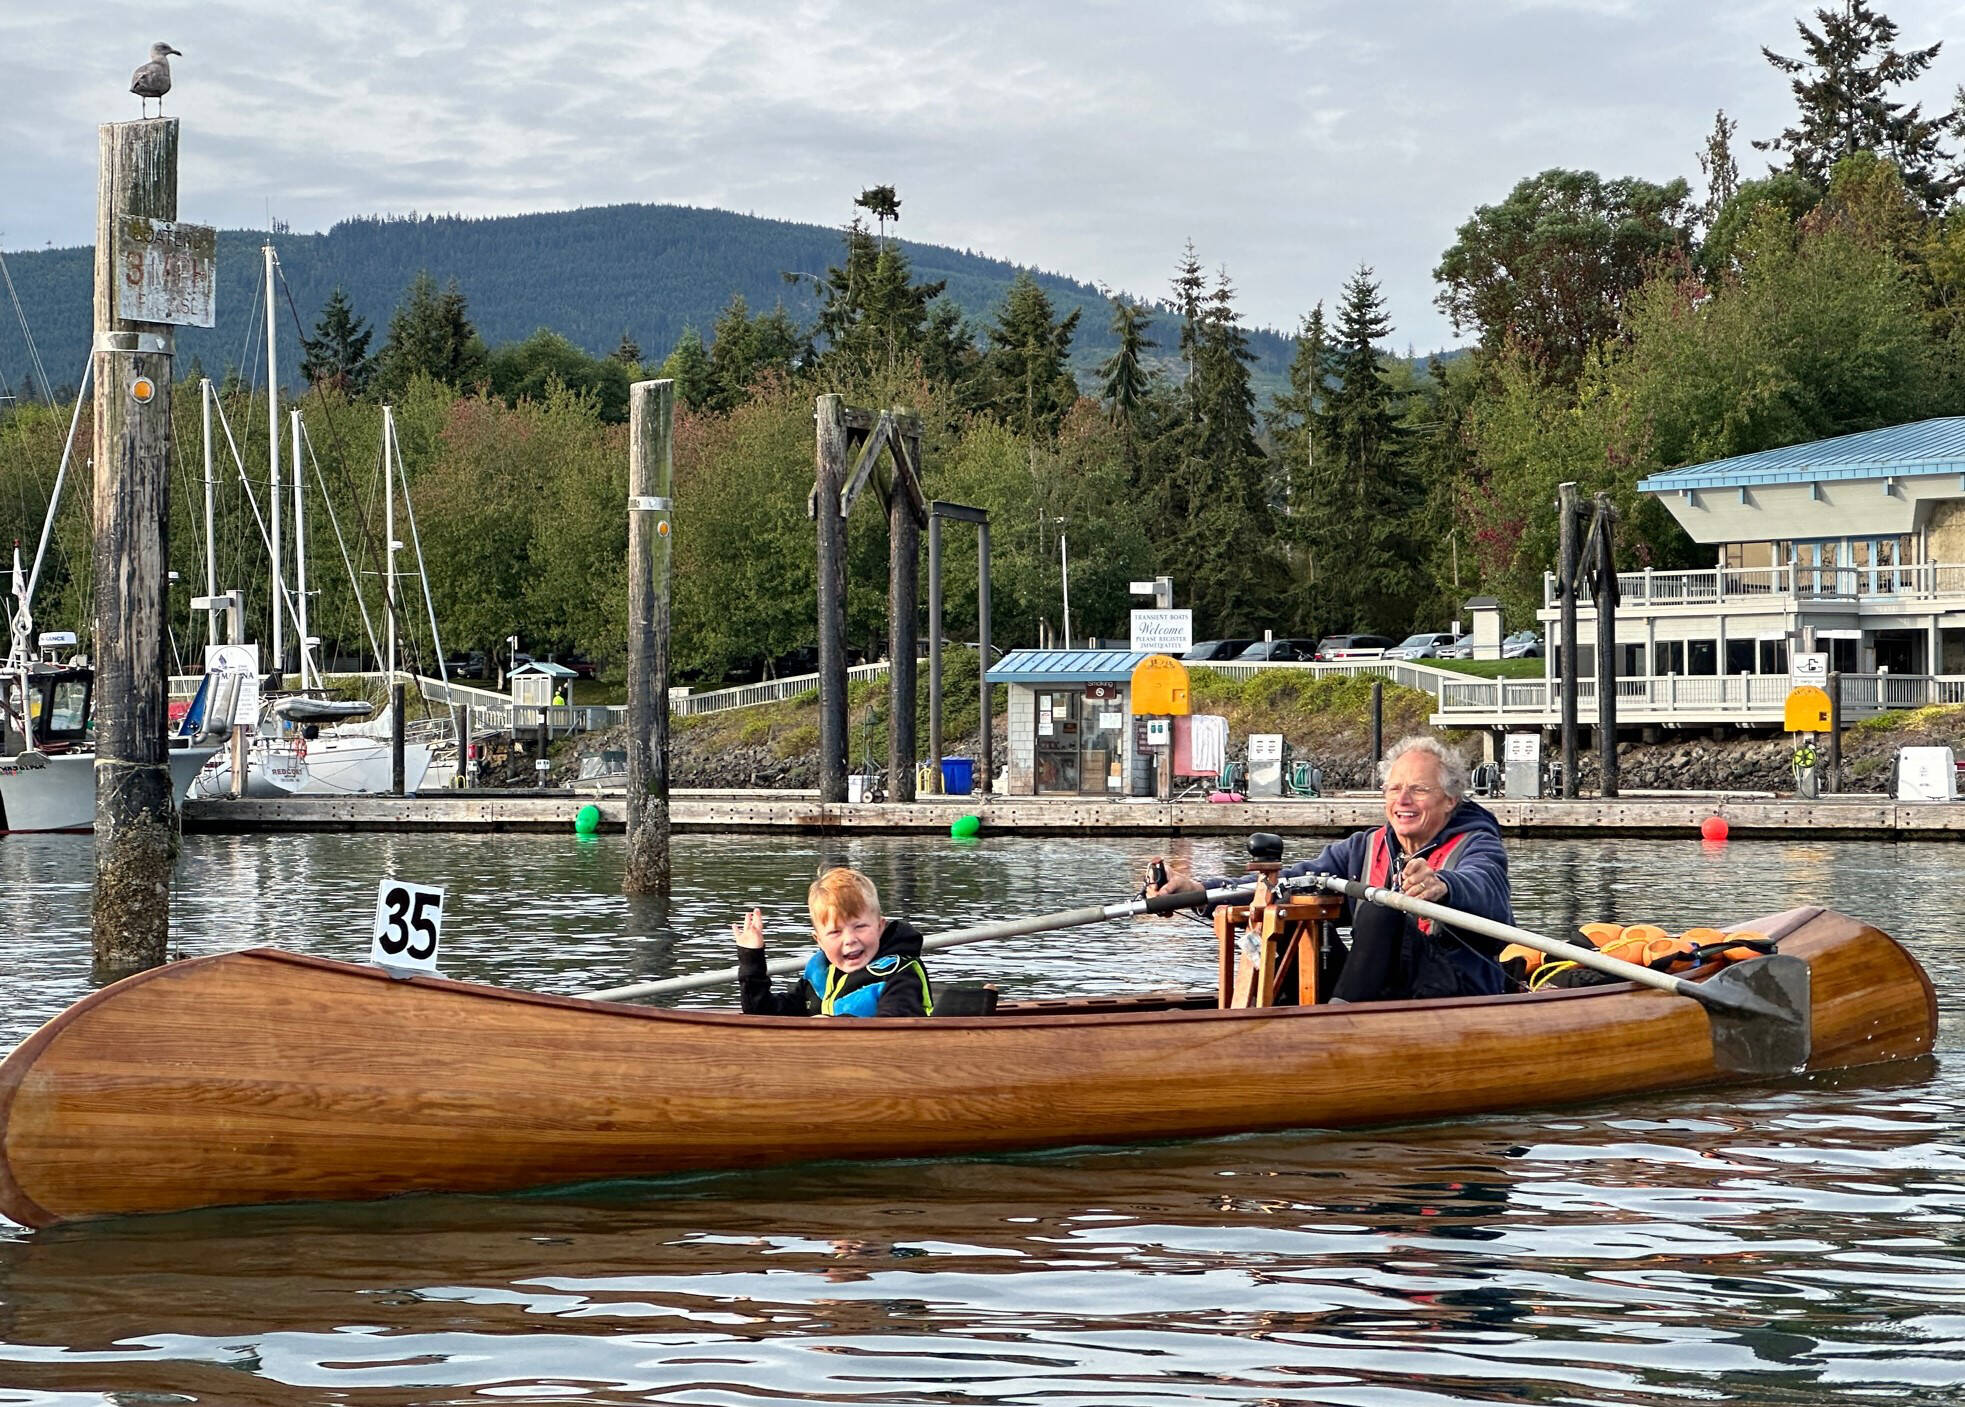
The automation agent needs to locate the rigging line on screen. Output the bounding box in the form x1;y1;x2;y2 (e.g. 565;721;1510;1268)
23;360;93;611
0;248;54;406
296;418;383;667
388;411;449;692
208;388;306;633
272;262;397;649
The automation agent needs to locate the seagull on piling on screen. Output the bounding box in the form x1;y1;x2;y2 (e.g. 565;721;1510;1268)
131;42;181;118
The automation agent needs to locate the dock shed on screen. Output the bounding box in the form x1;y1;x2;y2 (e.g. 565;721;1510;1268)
987;649;1146;796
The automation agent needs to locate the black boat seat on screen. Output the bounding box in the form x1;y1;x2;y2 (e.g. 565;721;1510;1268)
932;981;999;1016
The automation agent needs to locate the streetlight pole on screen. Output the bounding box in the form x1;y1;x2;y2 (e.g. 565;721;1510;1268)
1056;518;1071;649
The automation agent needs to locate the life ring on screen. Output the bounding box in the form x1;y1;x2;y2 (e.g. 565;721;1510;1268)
294;736;308;761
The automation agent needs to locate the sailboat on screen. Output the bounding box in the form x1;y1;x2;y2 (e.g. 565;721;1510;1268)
185;245;439;800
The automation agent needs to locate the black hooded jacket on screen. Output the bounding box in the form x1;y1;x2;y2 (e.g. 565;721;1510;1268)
737;917;932;1017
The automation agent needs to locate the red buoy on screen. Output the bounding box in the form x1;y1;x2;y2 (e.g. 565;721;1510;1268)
1700;815;1729;842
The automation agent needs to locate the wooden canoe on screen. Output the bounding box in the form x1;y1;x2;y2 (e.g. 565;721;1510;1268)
0;905;1936;1227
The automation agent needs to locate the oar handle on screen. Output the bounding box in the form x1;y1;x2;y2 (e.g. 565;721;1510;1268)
1293;873;1772;1017
575;882;1257;1003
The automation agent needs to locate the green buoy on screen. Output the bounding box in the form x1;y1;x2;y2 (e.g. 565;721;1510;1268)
574;804;601;835
949;814;981;840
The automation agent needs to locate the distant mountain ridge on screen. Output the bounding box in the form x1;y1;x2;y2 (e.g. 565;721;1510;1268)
0;203;1320;403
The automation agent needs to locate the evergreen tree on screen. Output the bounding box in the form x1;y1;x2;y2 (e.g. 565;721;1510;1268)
1169;240;1206;392
659;326;714;411
1698;109;1741;231
813;212;970;381
1266;303;1330;524
975;272;1082;440
1097;296;1155;427
299;286;375;395
374;272;487;397
1300;268;1428;635
706;294;807;411
613;330;643;366
855;185;902;239
1756;1;1961;211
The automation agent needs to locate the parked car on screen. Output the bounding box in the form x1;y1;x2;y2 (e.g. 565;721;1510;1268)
1386;631;1463;661
558;652;600;680
1182;639;1256;661
1235;638;1319;662
1502;630;1544;659
1314;634;1397;661
1435;633;1475;660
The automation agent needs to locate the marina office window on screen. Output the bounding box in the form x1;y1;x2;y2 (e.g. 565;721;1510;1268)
1571;643;1645;676
1786;536;1915;594
1652;640;1718;676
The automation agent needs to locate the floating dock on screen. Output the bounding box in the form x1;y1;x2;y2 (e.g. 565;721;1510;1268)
177;789;1965;839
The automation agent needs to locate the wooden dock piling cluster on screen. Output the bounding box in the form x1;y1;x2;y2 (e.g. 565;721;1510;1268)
624;380;675;894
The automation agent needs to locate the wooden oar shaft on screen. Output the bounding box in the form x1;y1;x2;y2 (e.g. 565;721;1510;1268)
1299;874;1777;1018
576;883;1256;1003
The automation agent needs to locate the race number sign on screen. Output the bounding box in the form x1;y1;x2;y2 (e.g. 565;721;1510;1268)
371;879;445;973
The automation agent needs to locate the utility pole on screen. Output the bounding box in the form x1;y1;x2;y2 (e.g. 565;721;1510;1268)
624;379;675;894
90;119;193;975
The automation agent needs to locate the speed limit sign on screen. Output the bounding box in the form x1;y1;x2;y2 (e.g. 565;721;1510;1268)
370;879;446;973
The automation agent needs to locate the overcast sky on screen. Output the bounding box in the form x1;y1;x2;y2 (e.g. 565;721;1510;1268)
7;1;1965;351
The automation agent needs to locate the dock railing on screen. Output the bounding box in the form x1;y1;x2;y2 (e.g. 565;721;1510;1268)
1546;561;1965;608
1436;671;1965;724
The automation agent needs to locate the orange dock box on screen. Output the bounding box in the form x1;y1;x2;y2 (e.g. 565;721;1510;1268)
1130;654;1191;716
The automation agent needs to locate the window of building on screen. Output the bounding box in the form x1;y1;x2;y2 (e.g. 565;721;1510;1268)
1758;639;1789;675
1686;639;1717;675
1726;640;1755;674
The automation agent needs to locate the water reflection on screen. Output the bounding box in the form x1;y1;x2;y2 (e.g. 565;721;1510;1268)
2;830;1962;1402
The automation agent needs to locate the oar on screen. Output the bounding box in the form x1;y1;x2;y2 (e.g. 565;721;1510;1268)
1292;873;1811;1076
575;882;1258;1003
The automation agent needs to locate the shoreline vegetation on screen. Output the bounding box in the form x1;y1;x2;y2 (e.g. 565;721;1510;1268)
6;6;1965;771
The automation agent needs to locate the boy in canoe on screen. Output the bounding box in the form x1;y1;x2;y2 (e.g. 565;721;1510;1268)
732;867;934;1016
1148;735;1511;1003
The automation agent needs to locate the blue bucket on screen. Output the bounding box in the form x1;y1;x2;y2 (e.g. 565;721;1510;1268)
940;757;975;795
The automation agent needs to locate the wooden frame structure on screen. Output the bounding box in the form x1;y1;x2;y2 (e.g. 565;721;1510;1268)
926;500;992;794
814;397;929;804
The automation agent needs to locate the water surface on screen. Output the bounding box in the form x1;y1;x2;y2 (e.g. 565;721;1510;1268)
1;830;1960;1405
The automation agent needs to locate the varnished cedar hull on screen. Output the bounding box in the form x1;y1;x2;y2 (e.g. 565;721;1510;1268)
0;906;1936;1227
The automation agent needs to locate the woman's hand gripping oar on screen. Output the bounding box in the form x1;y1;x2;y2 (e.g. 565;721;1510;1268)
574;881;1258;1003
1287;872;1811;1076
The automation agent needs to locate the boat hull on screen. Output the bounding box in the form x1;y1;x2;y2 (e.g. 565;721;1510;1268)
0;743;221;832
0;906;1936;1226
188;736;434;799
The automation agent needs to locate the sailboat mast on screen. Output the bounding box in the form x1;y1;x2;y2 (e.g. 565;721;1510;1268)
202;378;217;644
383;404;397;681
264;243;283;679
292;409;310;688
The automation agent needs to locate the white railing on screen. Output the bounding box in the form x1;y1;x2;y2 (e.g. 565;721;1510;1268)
1189;658;1465;700
670;661;896;716
1544;562;1965;608
1436;671;1965;721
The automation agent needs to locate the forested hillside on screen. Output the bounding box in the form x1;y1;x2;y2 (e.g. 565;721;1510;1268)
0;203;1299;401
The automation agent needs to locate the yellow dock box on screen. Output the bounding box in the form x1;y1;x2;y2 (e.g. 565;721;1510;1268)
1784;684;1833;733
1130;654;1191;716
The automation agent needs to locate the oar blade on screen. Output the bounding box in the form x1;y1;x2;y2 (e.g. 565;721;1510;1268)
1703;955;1812;1076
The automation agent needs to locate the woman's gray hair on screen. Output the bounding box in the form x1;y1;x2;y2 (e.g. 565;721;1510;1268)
1382;735;1468;800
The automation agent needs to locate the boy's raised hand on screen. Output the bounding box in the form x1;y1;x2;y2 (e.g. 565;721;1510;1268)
732;908;766;949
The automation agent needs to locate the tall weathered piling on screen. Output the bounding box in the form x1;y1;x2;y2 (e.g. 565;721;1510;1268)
1593;492;1619;798
90;120;180;976
815;395;849;804
1557;480;1580;799
886;434;920;803
624;379;675;895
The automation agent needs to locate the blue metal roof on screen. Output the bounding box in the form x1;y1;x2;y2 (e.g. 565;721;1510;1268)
987;648;1148;684
1639;417;1965;492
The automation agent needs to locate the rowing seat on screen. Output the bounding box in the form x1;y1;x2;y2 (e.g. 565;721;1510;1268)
933;981;999;1016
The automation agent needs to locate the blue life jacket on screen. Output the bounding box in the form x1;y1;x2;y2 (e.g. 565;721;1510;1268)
801;949;933;1017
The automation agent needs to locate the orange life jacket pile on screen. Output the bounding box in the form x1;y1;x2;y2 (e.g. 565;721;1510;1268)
1501;922;1778;991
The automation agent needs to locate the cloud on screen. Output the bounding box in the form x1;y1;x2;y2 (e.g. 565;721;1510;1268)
6;1;1965;349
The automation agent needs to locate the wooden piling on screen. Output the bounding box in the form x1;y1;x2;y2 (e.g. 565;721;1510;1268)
624;379;675;895
390;682;406;795
978;517;993;792
815;395;849;804
1593;492;1619;798
1828;671;1843;793
887;438;919;803
927;513;943;793
1557;481;1580;799
89;119;180;977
